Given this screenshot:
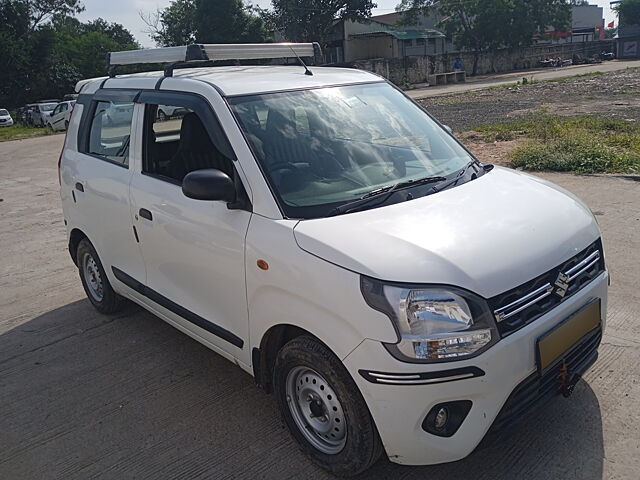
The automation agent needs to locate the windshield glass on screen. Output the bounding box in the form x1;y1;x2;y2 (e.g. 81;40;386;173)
229;82;474;219
40;103;57;112
0;109;8;116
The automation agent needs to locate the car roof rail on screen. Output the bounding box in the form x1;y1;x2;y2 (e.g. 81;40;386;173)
107;43;323;78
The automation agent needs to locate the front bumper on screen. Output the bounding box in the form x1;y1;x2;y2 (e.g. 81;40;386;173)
342;271;608;466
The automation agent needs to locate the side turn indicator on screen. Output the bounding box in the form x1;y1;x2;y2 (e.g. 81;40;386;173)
257;259;269;271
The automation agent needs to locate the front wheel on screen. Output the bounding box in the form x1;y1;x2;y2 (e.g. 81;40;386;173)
76;238;125;314
274;336;383;476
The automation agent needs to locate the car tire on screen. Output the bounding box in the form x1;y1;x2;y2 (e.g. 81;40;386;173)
76;238;125;314
64;120;69;131
158;110;167;122
274;336;383;477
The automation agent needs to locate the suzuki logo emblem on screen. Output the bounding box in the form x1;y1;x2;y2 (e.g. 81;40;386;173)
554;272;570;298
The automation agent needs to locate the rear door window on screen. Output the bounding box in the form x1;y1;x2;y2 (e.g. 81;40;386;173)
86;101;134;167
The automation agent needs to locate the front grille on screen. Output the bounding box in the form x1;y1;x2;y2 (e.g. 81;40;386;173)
487;326;601;435
489;239;604;337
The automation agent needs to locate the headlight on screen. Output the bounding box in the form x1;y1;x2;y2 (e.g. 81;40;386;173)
361;277;498;363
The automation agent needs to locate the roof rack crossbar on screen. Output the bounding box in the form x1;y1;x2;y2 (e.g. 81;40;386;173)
107;43;322;78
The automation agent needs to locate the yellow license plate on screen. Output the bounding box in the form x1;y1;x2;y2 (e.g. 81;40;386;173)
537;300;601;372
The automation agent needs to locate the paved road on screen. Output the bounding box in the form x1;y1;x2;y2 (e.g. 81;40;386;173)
1;135;639;479
407;59;640;99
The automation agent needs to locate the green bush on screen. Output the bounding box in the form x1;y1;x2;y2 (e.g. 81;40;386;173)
511;137;640;174
477;114;640;174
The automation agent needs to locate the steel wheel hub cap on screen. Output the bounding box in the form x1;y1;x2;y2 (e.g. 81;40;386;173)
83;253;104;302
285;366;347;454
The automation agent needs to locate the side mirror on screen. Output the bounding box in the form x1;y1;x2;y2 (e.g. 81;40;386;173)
50;112;55;117
182;169;235;202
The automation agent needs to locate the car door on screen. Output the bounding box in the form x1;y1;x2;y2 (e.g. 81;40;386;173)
70;90;147;288
128;90;251;363
50;103;67;131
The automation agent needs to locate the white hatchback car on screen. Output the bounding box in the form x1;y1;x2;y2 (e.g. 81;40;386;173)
60;43;608;476
0;108;14;127
45;100;76;131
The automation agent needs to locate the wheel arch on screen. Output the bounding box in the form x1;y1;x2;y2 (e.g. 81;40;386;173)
68;228;89;266
255;324;331;394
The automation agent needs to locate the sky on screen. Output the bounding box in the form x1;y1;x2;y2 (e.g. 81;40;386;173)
77;0;619;48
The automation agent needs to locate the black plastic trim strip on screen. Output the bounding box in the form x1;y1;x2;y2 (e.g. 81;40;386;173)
359;366;485;386
111;267;244;349
93;89;140;103
154;77;166;90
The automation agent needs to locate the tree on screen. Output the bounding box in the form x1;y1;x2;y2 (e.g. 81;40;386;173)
19;0;84;32
614;0;640;26
143;0;197;46
0;0;139;108
270;0;375;43
143;0;268;47
50;17;140;80
396;0;573;75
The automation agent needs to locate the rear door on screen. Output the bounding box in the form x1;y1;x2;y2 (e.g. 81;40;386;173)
127;90;251;363
70;90;147;288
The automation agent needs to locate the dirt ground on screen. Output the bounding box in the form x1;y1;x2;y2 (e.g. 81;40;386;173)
1;131;639;478
420;68;640;131
418;68;640;168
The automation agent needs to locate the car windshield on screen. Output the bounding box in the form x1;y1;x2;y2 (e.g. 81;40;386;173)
0;109;8;116
229;82;474;219
40;104;57;112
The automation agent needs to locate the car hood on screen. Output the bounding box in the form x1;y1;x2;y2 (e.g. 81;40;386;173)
293;167;600;298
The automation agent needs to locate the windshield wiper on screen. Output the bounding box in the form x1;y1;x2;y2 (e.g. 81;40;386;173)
327;175;446;217
433;160;487;193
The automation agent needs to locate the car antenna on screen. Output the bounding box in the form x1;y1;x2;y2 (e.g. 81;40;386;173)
289;46;313;76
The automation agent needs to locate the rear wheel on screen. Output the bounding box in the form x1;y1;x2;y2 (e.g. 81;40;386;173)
76;239;125;314
274;336;383;476
158;110;167;122
64;120;69;130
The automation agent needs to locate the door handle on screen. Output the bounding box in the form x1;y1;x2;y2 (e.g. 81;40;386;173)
139;208;153;221
75;182;84;192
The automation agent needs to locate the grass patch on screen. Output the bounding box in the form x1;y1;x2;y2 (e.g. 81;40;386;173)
476;114;640;174
0;124;56;142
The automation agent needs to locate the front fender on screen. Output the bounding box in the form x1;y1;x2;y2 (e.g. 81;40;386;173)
246;216;397;361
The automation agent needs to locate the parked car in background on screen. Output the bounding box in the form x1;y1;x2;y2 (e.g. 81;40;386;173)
0;109;14;127
44;100;76;131
156;104;189;121
16;107;27;124
101;102;134;126
28;102;59;127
